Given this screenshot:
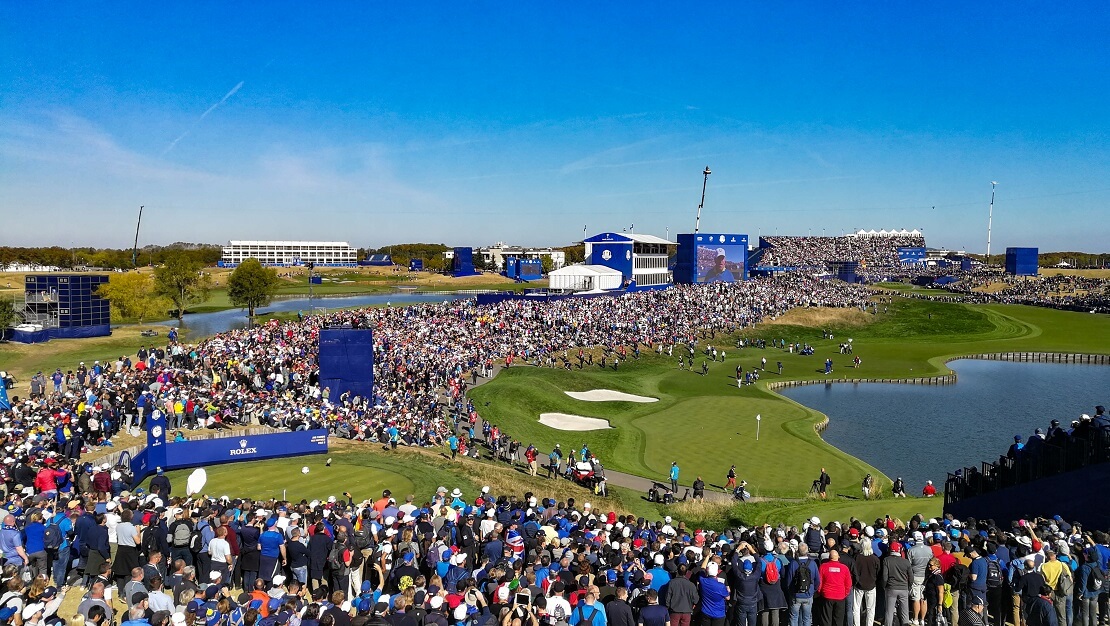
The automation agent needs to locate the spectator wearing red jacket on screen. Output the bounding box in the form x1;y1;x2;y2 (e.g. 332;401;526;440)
817;550;853;626
33;464;67;496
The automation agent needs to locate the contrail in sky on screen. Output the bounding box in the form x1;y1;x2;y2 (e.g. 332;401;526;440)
162;80;244;155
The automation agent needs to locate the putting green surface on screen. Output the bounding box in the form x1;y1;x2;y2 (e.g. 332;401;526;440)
469;298;1110;498
139;450;473;503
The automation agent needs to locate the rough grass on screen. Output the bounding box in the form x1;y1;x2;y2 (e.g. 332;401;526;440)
0;325;171;389
761;307;873;328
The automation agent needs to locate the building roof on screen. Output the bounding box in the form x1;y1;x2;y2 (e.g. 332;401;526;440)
226;240;353;247
548;264;623;277
583;232;675;245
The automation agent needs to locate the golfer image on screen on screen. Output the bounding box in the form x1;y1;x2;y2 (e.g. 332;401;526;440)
703;248;735;282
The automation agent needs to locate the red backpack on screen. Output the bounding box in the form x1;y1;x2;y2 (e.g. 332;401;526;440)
763;558;780;584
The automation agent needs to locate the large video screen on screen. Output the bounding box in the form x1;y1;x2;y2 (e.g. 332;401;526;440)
696;241;746;283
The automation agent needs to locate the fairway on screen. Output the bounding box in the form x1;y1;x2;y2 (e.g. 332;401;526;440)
469;297;1110;499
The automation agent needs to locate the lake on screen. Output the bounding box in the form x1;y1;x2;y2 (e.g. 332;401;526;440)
154;292;470;337
780;359;1109;492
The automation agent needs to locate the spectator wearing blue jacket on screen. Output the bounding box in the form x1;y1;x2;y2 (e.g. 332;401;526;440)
1076;548;1103;626
786;545;821;626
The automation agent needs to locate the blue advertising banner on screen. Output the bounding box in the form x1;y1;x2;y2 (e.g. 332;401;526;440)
146;410;168;468
164;429;329;470
588;242;633;279
129;427;329;488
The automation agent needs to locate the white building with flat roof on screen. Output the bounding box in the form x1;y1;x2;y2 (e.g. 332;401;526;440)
220;241;357;267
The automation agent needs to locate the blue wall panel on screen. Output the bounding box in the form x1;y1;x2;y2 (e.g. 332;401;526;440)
1005;247;1038;276
318;328;375;403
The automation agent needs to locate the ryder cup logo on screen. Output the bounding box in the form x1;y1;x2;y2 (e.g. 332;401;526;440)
601;250;612;261
230;438;258;457
719;235;725;243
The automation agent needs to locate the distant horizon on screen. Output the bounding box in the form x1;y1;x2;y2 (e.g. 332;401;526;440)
4;237;1109;258
2;4;1107;252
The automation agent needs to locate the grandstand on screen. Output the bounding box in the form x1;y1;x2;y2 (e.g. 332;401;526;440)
751;229;926;273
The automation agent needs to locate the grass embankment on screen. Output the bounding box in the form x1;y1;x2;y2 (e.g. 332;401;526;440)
469;297;1110;499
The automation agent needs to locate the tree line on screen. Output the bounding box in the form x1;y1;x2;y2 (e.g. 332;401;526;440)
0;244;222;270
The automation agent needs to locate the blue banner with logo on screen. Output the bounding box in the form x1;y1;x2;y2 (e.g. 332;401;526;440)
165;429;329;470
130;426;329;488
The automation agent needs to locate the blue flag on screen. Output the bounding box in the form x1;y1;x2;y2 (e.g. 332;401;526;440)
0;383;9;411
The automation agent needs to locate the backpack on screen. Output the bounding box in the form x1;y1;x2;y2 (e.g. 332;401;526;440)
576;606;597;626
0;593;20;624
43;524;62;551
1087;565;1104;592
142;525;160;556
763;558;780;584
986;559;1004;588
172;522;192;547
188;528;204;552
946;563;970;590
1056;565;1074;596
328;543;348;572
794;561;813;594
352;527;372;551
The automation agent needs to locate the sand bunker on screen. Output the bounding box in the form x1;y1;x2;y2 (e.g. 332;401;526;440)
539;413;613;431
564;389;658;403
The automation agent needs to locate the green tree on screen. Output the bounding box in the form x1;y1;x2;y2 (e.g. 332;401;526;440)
154;253;212;321
97;272;170;324
226;258;279;320
0;298;17;338
540;256;554;275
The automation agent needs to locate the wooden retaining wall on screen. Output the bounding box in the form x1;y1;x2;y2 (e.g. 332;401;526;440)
959;352;1110;365
766;373;958;391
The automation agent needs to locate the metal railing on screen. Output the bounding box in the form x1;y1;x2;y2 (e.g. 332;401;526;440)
945;429;1110;507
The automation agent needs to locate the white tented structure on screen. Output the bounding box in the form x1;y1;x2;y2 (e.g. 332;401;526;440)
547;265;623;292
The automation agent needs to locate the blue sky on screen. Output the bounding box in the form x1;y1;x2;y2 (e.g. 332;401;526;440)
1;2;1107;252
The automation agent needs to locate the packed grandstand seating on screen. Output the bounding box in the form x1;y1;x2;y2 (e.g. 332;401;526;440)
755;233;927;271
943;274;1110;313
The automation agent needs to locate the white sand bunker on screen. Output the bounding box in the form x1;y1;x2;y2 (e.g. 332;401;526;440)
565;389;658;403
539;413;613;431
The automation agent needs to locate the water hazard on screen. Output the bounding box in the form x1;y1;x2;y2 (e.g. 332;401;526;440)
780;359;1109;492
154;292;470;338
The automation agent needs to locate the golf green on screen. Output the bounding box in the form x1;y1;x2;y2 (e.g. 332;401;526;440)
139;450;476;503
468;298;1110;498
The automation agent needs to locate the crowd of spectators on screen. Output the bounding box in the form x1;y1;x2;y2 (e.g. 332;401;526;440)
0;473;1107;626
755;236;927;272
946;407;1110;501
0;270;1106;626
943;276;1110;314
8;275;872;463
